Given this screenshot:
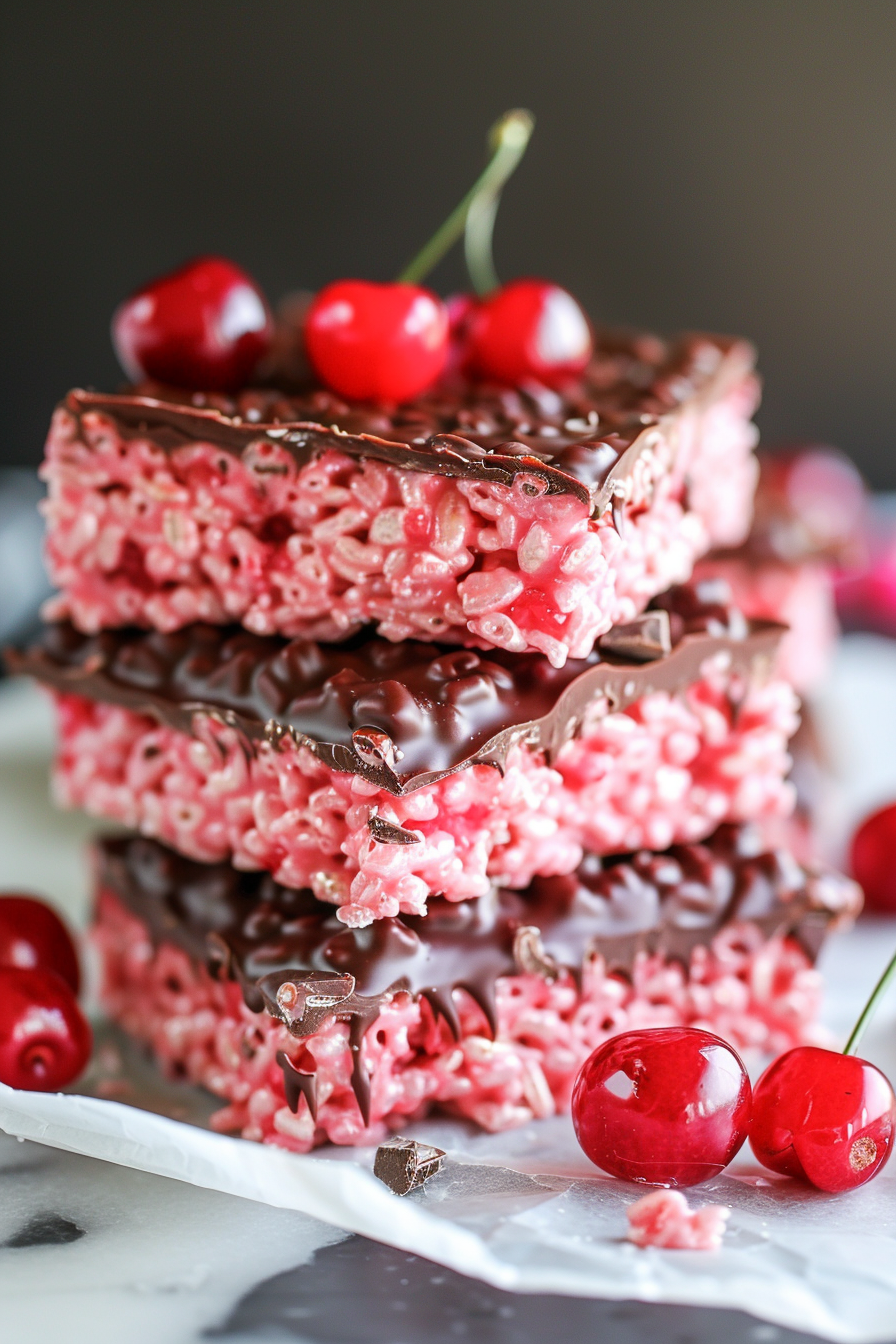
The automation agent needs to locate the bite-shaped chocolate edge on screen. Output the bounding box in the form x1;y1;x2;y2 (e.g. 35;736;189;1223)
10;598;786;795
57;333;754;518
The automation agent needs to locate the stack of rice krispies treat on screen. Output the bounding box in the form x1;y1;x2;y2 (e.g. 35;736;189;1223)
11;325;861;1152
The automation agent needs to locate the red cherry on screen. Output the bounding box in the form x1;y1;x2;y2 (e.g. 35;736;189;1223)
112;256;273;391
0;968;92;1092
0;895;80;993
750;1046;895;1192
464;278;593;386
850;803;896;914
571;1027;751;1187
304;280;449;402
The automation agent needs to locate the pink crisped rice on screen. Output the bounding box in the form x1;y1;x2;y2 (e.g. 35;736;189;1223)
93;890;823;1153
41;383;757;665
51;666;798;927
626;1189;730;1250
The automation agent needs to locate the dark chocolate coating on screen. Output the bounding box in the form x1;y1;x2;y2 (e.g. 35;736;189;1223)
96;827;860;1118
9;583;783;795
59;329;754;516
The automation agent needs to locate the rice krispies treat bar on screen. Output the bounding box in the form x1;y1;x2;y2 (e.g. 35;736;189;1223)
11;584;798;928
92;826;860;1152
41;331;758;666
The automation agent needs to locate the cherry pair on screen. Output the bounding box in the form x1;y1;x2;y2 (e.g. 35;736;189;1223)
304;274;592;400
571;1026;895;1194
0;895;91;1092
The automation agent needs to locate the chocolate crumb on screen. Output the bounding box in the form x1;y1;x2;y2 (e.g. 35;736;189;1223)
513;925;560;982
373;1137;445;1196
598;610;672;663
367;813;424;845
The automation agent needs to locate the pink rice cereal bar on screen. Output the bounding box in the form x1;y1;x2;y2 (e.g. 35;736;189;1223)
13;584;799;928
92;826;860;1152
41;330;759;666
626;1189;729;1250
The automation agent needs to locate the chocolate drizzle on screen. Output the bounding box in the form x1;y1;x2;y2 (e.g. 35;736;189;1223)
58;329;754;519
96;828;861;1121
276;1052;318;1120
10;583;783;795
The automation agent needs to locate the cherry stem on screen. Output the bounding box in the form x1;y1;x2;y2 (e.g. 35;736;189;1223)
843;943;896;1056
397;109;534;291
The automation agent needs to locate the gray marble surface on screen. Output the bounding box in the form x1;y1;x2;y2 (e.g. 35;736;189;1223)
0;1134;852;1344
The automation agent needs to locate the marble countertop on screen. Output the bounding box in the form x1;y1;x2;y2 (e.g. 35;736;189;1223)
0;1131;851;1344
3;635;896;1344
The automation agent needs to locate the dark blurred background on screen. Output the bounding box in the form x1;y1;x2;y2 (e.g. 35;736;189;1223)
2;0;896;481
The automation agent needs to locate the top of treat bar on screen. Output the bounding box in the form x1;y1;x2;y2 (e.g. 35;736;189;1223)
12;581;783;796
62;327;754;513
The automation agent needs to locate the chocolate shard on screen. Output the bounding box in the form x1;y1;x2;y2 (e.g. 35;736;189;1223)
259;970;360;1036
367;813;424;846
265;719;299;751
598;610;672;663
352;728;400;770
373;1137;446;1196
512;925;560;982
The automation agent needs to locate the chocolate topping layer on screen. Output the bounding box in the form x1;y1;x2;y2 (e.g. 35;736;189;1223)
97;827;860;1118
11;583;783;794
60;329;754;516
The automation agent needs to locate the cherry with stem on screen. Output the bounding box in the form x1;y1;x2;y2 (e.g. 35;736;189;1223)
305;109;536;401
845;941;896;1056
397;110;535;292
750;941;896;1193
451;113;595;385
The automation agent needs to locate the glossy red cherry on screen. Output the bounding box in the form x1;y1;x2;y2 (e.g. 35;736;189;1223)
850;803;896;914
464;278;593;386
112;255;273;391
750;1046;895;1192
0;895;80;993
572;1027;751;1186
305;280;449;402
0;968;92;1091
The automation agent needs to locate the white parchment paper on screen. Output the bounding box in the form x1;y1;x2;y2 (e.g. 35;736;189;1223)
3;642;896;1341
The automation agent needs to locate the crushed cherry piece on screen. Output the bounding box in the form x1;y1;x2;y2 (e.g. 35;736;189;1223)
0;894;80;993
464;278;593;386
112;255;273;392
304;280;449;402
571;1026;751;1187
0;968;92;1092
626;1188;730;1250
749;1046;895;1192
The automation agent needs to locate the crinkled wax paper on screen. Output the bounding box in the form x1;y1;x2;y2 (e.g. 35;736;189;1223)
3;642;896;1342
